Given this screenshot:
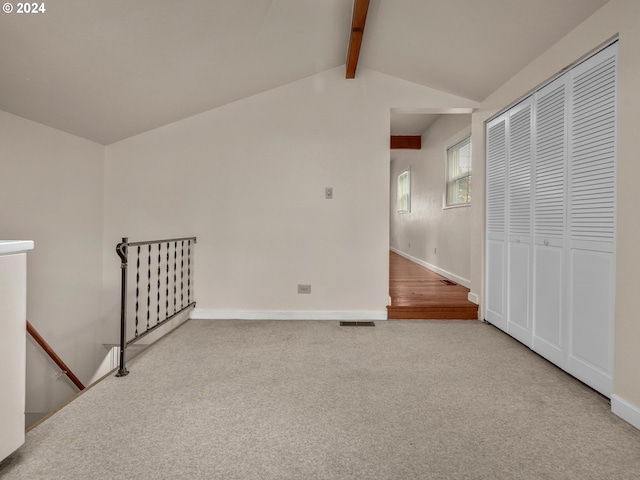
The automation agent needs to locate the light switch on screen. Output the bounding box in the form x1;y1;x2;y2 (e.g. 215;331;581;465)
325;187;333;199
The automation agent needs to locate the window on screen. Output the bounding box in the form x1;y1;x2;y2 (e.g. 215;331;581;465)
445;135;472;206
397;169;410;213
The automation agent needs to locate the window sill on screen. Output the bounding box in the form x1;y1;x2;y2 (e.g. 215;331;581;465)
442;203;471;210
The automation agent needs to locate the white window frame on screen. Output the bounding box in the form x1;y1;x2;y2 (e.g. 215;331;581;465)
397;169;411;213
444;133;472;208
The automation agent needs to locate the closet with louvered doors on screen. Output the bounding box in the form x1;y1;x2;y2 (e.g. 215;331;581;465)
485;42;617;397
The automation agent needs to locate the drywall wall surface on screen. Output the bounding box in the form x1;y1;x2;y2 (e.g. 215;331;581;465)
390;114;472;285
470;0;640;417
0;110;105;424
103;66;477;322
390;148;423;254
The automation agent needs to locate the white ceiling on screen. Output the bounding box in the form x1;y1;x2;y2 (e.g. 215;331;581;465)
390;113;440;136
0;0;609;144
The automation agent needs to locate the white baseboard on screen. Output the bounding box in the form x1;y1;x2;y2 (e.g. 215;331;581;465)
467;292;479;304
611;394;640;430
390;247;471;289
190;309;388;321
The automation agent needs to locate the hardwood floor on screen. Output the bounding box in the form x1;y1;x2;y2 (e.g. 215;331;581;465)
388;251;478;320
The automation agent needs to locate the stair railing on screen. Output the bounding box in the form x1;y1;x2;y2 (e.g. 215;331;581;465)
115;236;196;376
26;320;85;391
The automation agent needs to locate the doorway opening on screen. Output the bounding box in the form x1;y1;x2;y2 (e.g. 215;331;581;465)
388;111;477;320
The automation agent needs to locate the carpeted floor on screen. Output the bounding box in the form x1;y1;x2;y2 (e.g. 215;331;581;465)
1;319;639;479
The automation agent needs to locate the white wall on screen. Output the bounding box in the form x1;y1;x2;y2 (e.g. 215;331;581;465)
0;110;105;425
390;114;472;287
103;67;477;322
470;0;640;427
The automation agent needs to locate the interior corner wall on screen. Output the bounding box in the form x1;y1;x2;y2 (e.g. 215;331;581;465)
390;114;472;286
469;0;640;424
103;67;477;321
0;110;105;425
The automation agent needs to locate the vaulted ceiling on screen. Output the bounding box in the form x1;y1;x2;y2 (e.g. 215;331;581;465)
0;0;609;144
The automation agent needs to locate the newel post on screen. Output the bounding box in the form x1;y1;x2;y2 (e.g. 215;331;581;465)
115;237;129;377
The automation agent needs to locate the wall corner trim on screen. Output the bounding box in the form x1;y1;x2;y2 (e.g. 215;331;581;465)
190;309;388;321
611;395;640;431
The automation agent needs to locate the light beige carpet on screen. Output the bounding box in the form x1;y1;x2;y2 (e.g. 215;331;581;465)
1;320;639;479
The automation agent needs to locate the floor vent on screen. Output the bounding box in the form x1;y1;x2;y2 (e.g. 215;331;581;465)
339;321;375;327
440;279;457;286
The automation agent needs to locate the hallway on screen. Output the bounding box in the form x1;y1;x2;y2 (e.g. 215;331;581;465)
387;251;478;319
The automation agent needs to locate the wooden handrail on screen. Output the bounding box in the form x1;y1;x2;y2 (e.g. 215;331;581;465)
26;320;85;391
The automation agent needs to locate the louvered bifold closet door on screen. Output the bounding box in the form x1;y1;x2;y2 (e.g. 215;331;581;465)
566;43;617;397
532;75;567;367
485;114;508;329
506;99;533;346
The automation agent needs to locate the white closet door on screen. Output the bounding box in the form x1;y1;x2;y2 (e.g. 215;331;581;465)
507;99;533;345
532;76;567;367
567;43;617;396
486;114;508;329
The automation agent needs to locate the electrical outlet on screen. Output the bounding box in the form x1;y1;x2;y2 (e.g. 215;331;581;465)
325;187;333;199
298;284;311;294
434;247;437;254
408;242;411;248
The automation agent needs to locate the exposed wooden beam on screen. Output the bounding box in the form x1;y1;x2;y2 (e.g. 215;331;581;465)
346;0;370;79
390;136;422;150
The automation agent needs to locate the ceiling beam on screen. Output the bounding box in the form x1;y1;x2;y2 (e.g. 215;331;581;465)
390;136;422;150
346;0;370;79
